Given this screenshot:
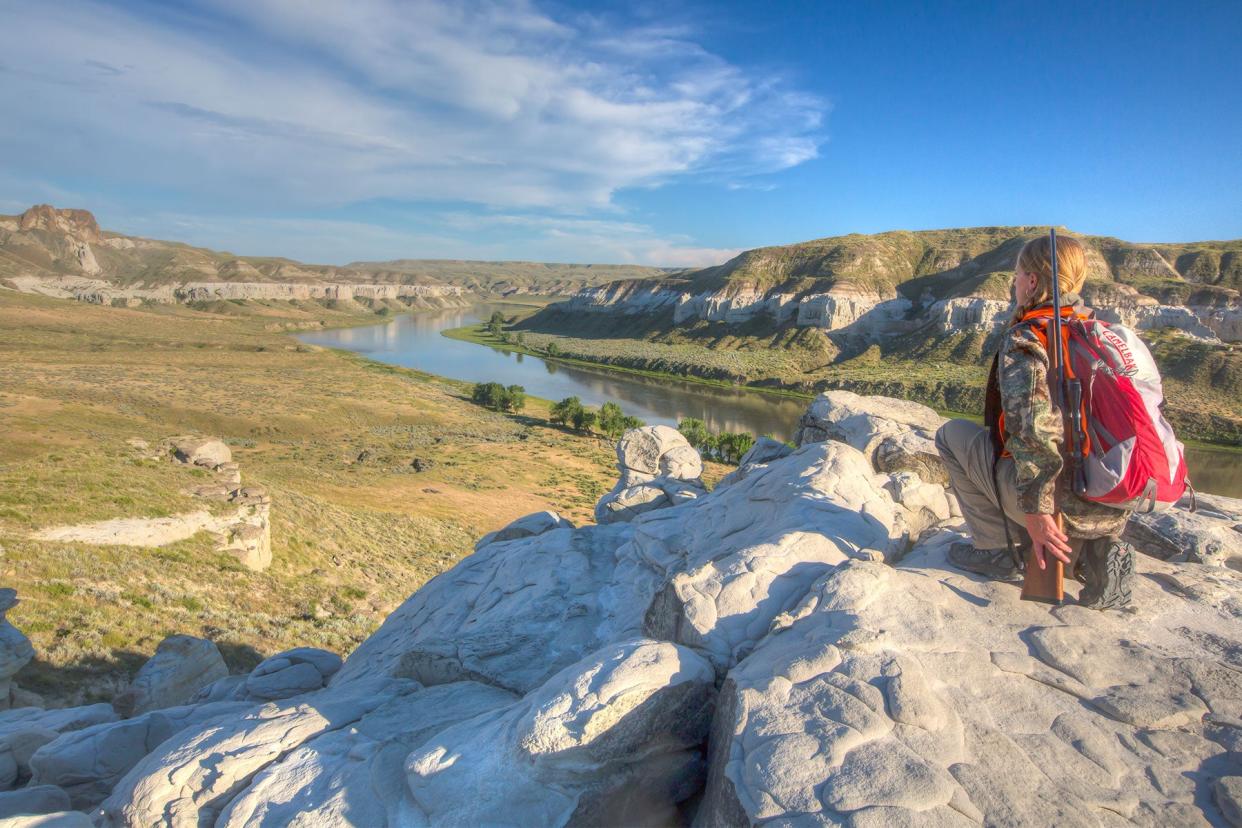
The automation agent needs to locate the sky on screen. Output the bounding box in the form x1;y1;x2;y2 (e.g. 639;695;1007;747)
1;0;1239;267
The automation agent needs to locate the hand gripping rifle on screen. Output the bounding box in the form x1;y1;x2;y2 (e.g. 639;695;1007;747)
1021;228;1087;604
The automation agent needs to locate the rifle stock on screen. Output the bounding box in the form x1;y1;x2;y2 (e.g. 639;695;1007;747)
1022;228;1067;604
1021;514;1065;603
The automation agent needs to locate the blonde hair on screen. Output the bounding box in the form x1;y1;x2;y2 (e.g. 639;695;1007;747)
1015;234;1088;315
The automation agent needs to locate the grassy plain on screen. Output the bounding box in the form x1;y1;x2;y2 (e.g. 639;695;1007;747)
0;291;646;704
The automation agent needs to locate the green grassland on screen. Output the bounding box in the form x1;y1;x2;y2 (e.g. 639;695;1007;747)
0;291;703;705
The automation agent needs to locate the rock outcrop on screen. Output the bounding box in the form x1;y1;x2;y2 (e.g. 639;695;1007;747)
0;591;35;712
111;636;227;718
595;425;707;524
1;394;1239;825
30;437;272;572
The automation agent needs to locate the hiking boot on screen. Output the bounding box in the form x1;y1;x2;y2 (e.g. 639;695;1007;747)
1077;536;1134;610
947;542;1022;582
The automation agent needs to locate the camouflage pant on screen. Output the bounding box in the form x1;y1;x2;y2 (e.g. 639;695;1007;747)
934;419;1028;551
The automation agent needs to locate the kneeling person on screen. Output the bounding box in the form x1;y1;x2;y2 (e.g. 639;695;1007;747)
935;234;1134;608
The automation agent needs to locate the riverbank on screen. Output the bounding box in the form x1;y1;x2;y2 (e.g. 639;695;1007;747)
445;320;1242;448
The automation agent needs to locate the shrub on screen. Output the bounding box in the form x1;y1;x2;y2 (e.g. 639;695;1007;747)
470;381;525;413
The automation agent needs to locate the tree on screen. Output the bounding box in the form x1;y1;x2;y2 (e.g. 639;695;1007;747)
504;385;526;412
487;310;505;337
597;401;624;438
550;396;583;427
515;332;527;347
571;407;597;433
716;431;756;464
545;341;561;357
620;415;644;431
678;418;710;449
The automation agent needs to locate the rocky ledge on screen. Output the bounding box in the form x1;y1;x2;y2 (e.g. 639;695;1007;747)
1;393;1240;826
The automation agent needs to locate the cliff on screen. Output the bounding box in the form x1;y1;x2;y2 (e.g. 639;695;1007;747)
2;394;1240;825
0;205;666;305
541;226;1242;344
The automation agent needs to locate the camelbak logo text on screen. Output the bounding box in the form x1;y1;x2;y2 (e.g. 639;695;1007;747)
1099;327;1138;375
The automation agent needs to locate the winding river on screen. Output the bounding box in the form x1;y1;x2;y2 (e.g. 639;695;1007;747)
297;305;1242;498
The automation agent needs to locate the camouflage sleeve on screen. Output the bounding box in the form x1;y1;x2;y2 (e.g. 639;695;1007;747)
999;325;1063;514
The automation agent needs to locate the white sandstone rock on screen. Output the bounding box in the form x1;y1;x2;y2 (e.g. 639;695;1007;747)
638;441;906;675
332;522;647;694
168;436;232;468
96;678;415;827
475;510;575;551
404;639;715;827
0;784;71;819
697;529;1242;826
0;811;92;827
28;701;253;810
595;426;705;524
795;390;949;484
1124;506;1242;569
216;681;516;827
0;591;34;711
112;635;228;717
243;648;342;700
715;436;793;489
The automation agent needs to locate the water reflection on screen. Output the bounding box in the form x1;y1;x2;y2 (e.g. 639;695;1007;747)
297;306;1242;497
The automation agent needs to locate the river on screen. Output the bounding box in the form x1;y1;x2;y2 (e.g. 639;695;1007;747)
297;305;1242;499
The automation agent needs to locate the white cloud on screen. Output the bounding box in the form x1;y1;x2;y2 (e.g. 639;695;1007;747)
0;0;826;213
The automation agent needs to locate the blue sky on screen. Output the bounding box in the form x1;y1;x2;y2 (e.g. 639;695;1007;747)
1;0;1239;267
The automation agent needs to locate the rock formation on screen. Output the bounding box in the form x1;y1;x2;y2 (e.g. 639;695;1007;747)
30;437;272;572
1;394;1240;825
0;591;35;712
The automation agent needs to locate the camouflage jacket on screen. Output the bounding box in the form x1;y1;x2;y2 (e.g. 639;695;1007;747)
984;297;1130;538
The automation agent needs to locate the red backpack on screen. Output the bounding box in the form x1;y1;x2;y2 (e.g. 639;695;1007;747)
1014;307;1189;512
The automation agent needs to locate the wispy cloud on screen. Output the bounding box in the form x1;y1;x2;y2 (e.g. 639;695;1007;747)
0;0;824;263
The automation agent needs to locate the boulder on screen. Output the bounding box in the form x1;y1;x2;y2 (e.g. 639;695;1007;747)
795;390;949;485
96;678;415;827
216;682;516;826
715;435;793;489
243;648;342;701
220;520;271;572
595;426;706;524
28;701;253;809
697;529;1242;826
112;635;228;717
0;785;70;819
1125;506;1242;568
332;522;649;694
475;510;575;551
1217;776;1242;827
639;441;906;676
0;811;92;827
0;590;35;710
1;706;117;793
404;639;715;827
168;436;231;469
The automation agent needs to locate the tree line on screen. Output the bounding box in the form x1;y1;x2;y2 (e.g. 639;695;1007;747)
676;418;756;465
469;383;761;466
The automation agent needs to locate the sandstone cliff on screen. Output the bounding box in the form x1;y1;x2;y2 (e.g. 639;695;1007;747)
543;227;1242;344
0;205;666;306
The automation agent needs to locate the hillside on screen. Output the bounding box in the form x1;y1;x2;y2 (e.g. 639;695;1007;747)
519;226;1242;443
0;205;667;302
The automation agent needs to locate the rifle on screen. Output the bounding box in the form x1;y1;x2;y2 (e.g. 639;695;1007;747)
1021;228;1085;604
